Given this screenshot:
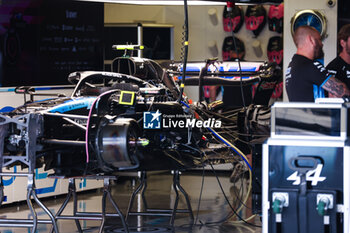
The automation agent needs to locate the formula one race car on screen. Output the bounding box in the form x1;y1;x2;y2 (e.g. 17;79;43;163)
0;57;279;177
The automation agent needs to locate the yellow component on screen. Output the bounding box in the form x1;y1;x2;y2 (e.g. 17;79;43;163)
180;83;185;88
184;41;189;46
119;91;135;105
116;45;143;50
138;138;149;147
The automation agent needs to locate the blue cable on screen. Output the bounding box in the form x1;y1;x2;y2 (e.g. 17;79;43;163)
207;127;252;171
181;101;190;108
180;101;252;170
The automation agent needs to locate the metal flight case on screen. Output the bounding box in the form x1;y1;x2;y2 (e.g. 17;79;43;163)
262;100;350;233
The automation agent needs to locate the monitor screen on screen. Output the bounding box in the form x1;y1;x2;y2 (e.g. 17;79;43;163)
143;27;173;60
274;107;342;137
0;0;104;87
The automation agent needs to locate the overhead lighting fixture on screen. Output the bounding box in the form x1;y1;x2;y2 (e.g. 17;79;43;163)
78;0;227;5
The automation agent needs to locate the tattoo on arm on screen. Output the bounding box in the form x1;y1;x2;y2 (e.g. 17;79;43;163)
322;76;350;97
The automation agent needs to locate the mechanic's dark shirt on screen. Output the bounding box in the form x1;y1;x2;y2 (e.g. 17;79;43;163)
326;56;350;89
286;54;331;102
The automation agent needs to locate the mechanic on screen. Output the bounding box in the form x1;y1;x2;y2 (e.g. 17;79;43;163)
285;25;350;102
327;24;350;96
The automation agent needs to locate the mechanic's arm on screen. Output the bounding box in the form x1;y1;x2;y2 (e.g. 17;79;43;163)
322;76;350;97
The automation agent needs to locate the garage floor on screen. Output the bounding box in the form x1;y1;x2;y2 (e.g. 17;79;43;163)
0;171;261;233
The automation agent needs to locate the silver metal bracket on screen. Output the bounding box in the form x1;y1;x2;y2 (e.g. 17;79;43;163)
272;192;289;207
317;193;334;209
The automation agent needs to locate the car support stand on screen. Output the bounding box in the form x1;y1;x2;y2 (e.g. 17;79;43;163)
0;113;59;233
0;173;59;233
51;176;129;233
126;170;194;226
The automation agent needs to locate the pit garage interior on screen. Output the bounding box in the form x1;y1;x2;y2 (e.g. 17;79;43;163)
0;0;349;233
